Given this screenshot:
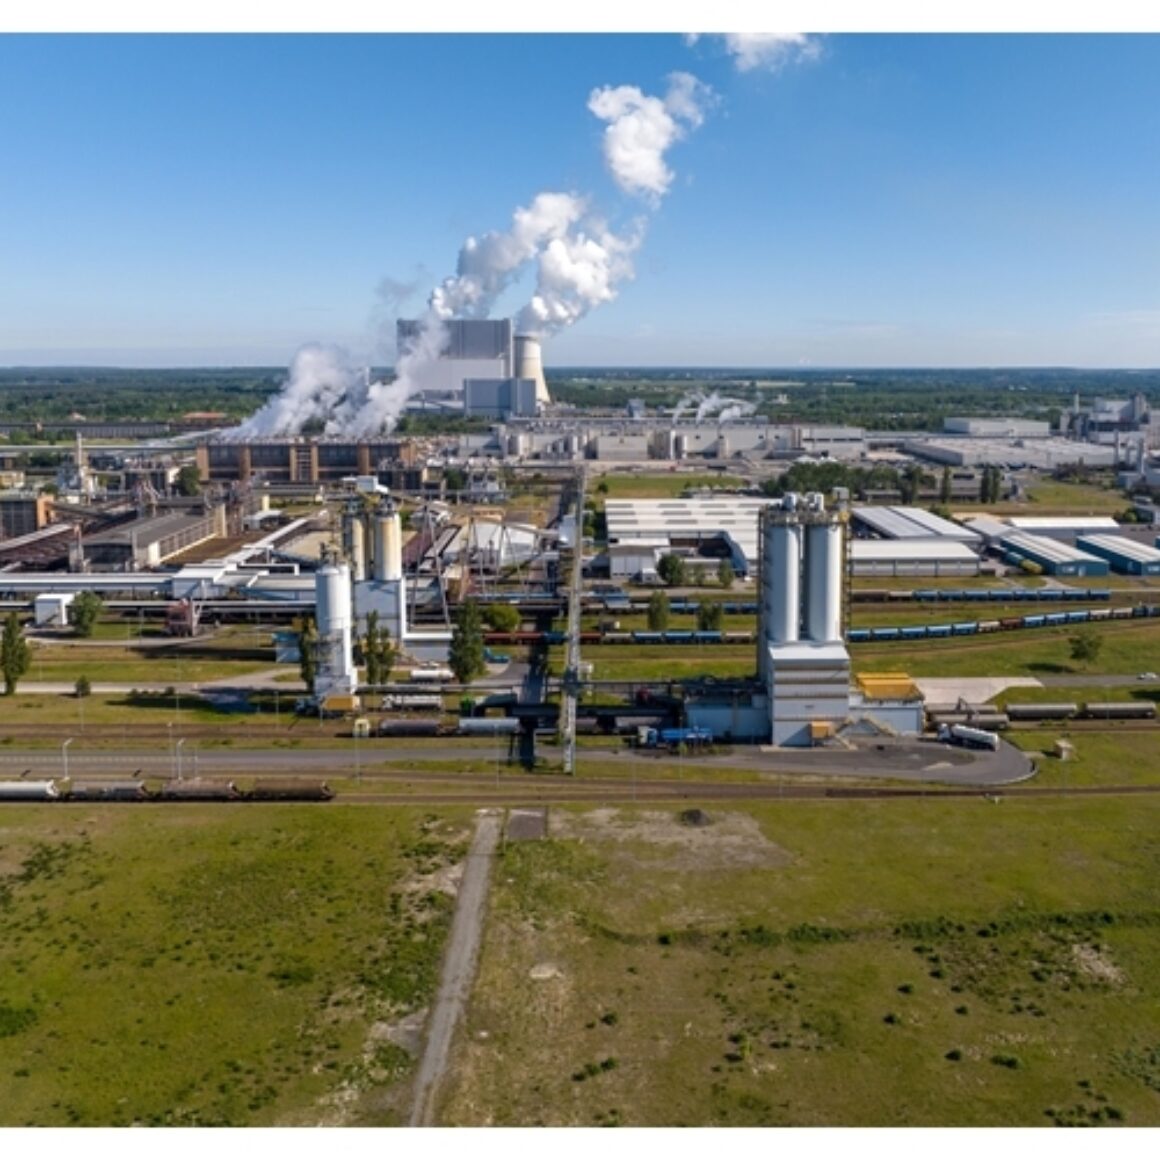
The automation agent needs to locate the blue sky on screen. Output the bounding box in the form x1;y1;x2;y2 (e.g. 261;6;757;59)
2;31;1160;367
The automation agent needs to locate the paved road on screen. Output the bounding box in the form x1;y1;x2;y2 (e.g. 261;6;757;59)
409;810;502;1127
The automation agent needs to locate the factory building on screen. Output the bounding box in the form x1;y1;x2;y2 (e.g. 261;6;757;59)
850;539;981;577
943;417;1051;438
1076;534;1160;576
999;532;1109;577
851;505;981;545
757;495;852;746
1003;515;1122;540
604;497;779;575
196;438;420;486
397;320;551;409
463;378;539;420
0;492;53;539
903;437;1117;470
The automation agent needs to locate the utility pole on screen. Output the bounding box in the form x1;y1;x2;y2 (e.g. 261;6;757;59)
562;467;586;777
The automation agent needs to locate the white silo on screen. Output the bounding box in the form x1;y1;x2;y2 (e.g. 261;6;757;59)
315;560;356;695
761;509;802;646
372;512;390;582
805;518;844;643
349;516;366;582
514;335;551;406
382;505;403;582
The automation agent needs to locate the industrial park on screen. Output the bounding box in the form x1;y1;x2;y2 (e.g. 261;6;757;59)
4;27;1160;1137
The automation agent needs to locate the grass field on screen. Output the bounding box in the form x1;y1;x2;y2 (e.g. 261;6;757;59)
442;797;1160;1126
592;472;747;500
0;804;471;1126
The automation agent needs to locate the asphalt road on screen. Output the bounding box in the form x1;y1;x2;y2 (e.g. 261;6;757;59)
0;734;1035;787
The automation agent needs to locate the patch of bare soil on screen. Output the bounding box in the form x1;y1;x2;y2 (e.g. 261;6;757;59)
1072;943;1125;985
550;807;793;872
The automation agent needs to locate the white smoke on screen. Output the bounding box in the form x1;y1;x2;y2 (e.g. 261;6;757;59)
587;71;713;202
229;73;713;438
225;344;360;439
673;389;757;424
430;192;585;320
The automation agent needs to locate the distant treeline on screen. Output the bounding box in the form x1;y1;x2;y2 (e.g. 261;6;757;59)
551;367;1160;431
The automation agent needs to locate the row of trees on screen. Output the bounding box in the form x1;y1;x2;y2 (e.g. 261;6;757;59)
646;592;725;633
655;554;734;589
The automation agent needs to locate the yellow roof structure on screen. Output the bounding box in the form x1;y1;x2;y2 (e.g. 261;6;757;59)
857;672;921;701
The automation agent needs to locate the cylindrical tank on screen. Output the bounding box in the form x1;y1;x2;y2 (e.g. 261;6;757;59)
673;433;688;460
806;520;844;642
349;516;366;582
372;515;390;582
316;561;355;691
0;780;59;801
507;432;529;458
457;717;521;736
762;519;801;645
513;335;550;406
382;508;402;582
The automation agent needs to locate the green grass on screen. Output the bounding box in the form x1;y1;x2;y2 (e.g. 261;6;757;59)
593;472;747;500
1006;731;1160;789
852;620;1160;679
443;796;1160;1126
0;805;470;1126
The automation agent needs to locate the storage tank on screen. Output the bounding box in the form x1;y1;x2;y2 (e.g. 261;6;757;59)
673;433;688;460
762;516;802;645
381;505;402;583
0;780;60;801
805;518;844;642
513;335;551;406
372;513;389;582
315;560;356;693
349;516;366;582
457;717;521;736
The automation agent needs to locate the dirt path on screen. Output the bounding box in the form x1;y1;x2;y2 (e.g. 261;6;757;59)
408;809;502;1127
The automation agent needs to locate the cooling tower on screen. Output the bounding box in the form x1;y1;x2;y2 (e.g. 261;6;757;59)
514;335;551;406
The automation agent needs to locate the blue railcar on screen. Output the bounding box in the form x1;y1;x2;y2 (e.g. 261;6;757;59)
670;601;697;614
691;631;723;644
544;630;567;645
1066;610;1090;623
952;621;979;635
848;629;872;643
927;624;952;638
871;627;901;641
1087;589;1111;601
901;626;928;640
1044;612;1068;626
913;590;939;602
633;631;663;644
1022;614;1046;628
664;631;694;644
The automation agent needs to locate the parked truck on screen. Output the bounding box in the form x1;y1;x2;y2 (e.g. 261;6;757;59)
637;726;713;749
937;723;1000;752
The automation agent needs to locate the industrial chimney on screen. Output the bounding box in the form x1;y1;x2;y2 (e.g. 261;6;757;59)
514;335;551;407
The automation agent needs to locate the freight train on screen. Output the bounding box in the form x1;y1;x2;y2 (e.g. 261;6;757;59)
483;602;1158;649
927;701;1156;731
0;778;335;803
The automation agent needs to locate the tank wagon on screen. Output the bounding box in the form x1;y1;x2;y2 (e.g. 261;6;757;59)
1005;703;1079;721
1081;702;1156;719
0;779;334;804
937;723;1000;751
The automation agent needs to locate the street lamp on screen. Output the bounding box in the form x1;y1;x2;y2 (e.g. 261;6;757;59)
175;738;185;782
61;738;73;782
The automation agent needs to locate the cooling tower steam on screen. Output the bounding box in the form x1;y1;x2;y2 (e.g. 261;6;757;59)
227;71;713;438
672;389;757;424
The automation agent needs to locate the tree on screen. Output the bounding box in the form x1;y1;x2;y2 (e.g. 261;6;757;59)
70;591;104;638
717;559;735;589
647;591;670;631
1069;628;1103;667
444;467;466;495
483;603;521;633
359;612;397;686
449;599;486;684
939;466;952;506
696;602;724;632
298;615;318;694
657;553;686;587
1;611;31;696
74;675;91;698
174;464;202;496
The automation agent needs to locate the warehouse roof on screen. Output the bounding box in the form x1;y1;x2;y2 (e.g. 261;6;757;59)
1001;532;1106;566
851;538;980;563
1076;534;1160;564
604;498;778;563
852;505;980;542
1005;516;1121;534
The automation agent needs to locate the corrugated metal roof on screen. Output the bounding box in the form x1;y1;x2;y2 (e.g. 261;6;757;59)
851;539;979;562
1006;516;1121;533
1077;534;1160;563
1000;532;1106;566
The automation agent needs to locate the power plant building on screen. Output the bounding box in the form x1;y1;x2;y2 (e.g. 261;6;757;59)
463;378;539;419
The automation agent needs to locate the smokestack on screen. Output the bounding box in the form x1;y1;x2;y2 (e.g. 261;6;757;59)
514;335;551;406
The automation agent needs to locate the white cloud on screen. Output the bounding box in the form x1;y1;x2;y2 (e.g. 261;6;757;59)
690;32;823;73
